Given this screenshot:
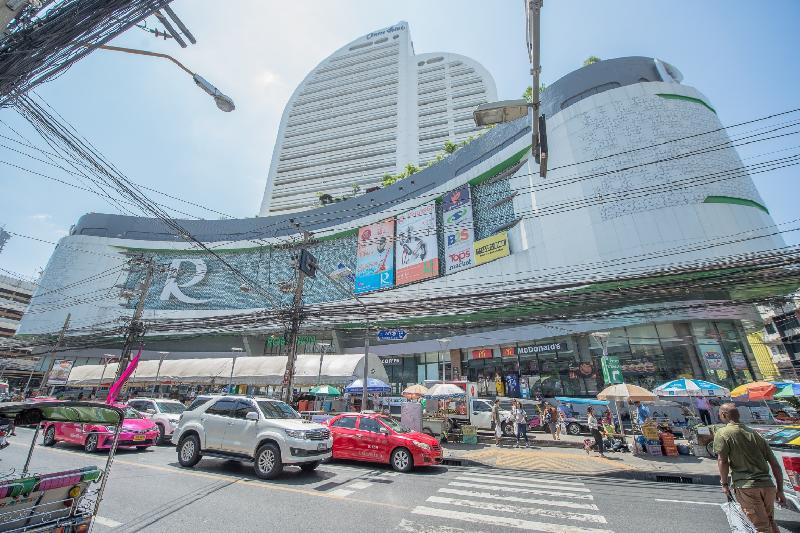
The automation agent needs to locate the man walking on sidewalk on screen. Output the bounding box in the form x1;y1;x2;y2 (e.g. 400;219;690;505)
714;402;786;532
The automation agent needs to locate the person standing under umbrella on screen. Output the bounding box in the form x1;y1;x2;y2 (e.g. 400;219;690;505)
695;396;713;425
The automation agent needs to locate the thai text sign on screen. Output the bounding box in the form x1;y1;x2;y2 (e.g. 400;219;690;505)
601;356;624;385
355;219;395;294
395;202;439;285
474;231;510;265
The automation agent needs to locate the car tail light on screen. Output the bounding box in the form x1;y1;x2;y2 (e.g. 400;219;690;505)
783;456;800;491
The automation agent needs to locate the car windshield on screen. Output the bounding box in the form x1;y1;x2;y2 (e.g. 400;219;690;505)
156;401;185;415
257;400;301;419
123;407;142;419
379;416;411;433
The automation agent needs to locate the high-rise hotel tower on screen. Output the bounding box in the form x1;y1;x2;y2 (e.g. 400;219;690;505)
259;22;497;215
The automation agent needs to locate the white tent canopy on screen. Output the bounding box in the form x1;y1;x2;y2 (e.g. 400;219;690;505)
65;354;388;387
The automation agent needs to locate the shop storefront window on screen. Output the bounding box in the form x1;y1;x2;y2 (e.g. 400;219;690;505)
716;322;754;383
692;321;736;389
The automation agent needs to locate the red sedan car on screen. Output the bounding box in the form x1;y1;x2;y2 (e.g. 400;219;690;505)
42;404;159;452
326;413;442;472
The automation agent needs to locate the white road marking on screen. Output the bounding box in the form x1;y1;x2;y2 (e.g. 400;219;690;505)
454;475;590;493
348;481;372;490
411;506;613;533
463;471;586;487
397;518;488;532
438;488;599;511
449;481;594;500
426;496;607;524
94;516;122;528
328;488;355;497
655;498;721;506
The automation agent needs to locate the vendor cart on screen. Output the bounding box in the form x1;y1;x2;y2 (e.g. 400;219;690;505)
0;401;125;532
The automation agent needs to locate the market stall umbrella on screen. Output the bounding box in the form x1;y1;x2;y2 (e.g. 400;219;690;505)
774;383;800;398
402;384;428;399
653;378;730;398
730;381;778;401
597;384;657;402
424;383;466;399
597;384;657;444
344;378;391;394
309;385;341;396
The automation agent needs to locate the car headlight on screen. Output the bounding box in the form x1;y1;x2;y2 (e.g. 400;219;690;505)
285;429;307;439
414;441;431;451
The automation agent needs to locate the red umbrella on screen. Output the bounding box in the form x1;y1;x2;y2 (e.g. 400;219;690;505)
729;381;777;401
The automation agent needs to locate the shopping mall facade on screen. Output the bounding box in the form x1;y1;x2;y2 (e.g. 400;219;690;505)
18;56;794;397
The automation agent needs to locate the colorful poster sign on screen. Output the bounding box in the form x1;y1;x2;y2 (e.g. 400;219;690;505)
395;202;439;285
474;231;510;265
699;343;727;371
442;184;476;274
501;346;516;357
47;359;74;386
354;219;395;294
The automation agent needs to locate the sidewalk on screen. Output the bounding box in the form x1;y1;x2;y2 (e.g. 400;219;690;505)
442;439;720;485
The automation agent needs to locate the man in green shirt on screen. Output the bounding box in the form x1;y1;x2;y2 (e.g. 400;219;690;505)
713;403;786;533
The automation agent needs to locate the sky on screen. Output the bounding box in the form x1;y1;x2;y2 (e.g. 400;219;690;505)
0;0;798;280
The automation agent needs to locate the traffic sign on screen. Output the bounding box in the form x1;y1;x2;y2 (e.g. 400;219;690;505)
377;329;408;341
601;356;624;385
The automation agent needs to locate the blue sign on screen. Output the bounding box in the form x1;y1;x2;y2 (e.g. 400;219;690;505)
377;329;408;341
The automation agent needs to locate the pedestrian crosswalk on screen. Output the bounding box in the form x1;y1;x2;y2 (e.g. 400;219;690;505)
398;469;612;532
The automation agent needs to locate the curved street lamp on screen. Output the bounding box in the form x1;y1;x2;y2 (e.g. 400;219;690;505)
95;44;235;112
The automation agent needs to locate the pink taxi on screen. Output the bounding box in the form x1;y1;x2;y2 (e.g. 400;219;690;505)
41;403;159;452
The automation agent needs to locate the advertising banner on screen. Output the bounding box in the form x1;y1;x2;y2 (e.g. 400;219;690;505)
395;202;439;286
471;348;494;360
474;231;510;265
442;184;476;274
47;359;74;386
355;219;395;294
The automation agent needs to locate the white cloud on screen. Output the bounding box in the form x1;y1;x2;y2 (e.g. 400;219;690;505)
255;70;280;88
28;214;52;221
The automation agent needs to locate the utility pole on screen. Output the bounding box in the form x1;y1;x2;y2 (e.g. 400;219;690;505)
282;232;313;403
525;0;548;177
114;258;156;383
35;313;70;396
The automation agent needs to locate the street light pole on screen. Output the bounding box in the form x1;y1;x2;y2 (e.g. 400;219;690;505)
229;347;244;394
320;267;371;412
92;44;235;112
526;0;543;161
152;351;169;396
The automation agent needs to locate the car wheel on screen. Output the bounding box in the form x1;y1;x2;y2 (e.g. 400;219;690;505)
178;435;201;467
84;433;98;453
42;426;56;447
501;421;515;437
567;423;581;436
155;424;165;445
254;443;283;480
390;447;413;473
299;461;319;472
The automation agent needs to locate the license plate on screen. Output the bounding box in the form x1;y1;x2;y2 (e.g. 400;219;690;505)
317;443;327;451
133;435;146;442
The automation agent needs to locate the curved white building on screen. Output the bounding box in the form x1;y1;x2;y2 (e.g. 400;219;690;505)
19;56;796;396
259;22;497;215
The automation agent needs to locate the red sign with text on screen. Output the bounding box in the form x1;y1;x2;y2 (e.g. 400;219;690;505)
501;346;516;357
471;348;493;360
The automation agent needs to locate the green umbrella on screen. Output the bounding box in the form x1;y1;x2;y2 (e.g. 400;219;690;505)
309;385;341;396
775;384;800;398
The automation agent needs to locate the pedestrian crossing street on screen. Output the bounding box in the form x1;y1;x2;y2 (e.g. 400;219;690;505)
398;469;612;532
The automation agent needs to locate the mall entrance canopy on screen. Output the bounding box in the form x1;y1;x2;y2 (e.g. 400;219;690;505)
65;353;388;387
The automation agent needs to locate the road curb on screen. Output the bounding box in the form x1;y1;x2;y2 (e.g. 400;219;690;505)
440;457;719;486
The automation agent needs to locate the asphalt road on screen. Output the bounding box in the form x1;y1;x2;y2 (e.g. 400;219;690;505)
2;427;799;532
